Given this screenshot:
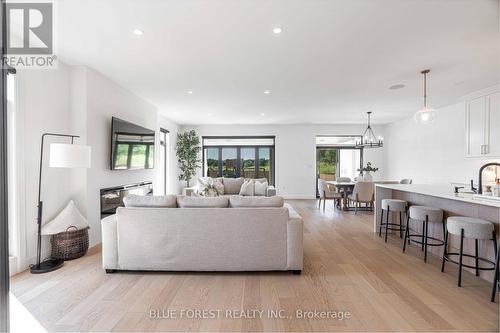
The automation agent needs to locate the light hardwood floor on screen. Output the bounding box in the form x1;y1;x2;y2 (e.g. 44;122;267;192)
10;200;500;332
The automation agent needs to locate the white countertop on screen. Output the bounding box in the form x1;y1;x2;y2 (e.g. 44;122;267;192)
375;184;500;208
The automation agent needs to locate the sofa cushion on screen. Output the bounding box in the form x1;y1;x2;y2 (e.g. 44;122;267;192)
177;195;229;208
239;179;255;196
223;177;244;194
123;194;177;208
254;181;268;196
229;195;284;208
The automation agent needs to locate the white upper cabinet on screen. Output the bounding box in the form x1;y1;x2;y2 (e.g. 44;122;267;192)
465;88;500;158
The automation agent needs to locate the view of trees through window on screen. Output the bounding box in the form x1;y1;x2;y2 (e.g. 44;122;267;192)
203;142;274;185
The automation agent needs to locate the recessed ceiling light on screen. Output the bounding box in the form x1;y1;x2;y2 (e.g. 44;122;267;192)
187;90;193;94
264;90;271;94
260;113;265;116
133;28;144;36
389;84;405;90
272;27;283;34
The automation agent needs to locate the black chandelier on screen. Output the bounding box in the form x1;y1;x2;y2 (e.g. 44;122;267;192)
355;112;383;148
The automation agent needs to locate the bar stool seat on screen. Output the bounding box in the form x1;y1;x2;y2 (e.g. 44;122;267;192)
409;206;443;223
381;199;406;212
403;205;444;262
447;217;494;240
442;216;497;288
379;199;407;243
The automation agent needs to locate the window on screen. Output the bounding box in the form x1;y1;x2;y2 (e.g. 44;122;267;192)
202;137;275;185
159;129;169;195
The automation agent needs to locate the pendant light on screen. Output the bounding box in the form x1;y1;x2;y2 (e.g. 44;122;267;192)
356;112;383;148
414;69;436;124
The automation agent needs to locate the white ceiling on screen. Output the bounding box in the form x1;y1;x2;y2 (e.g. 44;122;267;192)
57;0;499;125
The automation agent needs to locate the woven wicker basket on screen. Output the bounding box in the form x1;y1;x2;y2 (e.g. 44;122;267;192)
51;226;89;261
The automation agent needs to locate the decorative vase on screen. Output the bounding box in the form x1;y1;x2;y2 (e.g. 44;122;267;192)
363;172;373;182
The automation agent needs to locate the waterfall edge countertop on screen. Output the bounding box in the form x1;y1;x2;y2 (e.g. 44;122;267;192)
375;183;500;208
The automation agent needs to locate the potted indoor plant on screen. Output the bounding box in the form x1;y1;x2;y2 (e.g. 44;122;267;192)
176;130;201;187
357;162;379;182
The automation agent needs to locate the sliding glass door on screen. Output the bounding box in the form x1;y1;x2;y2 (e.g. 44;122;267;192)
315;136;363;197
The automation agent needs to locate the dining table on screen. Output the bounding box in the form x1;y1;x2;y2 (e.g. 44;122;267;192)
326;181;356;210
326;180;400;211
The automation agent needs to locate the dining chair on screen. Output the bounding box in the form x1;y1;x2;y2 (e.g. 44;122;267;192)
336;177;352;183
347;181;375;214
317;179;343;211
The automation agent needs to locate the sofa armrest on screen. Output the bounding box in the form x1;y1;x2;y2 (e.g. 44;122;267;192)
101;214;118;269
183;187;196;196
266;186;277;197
285;204;303;270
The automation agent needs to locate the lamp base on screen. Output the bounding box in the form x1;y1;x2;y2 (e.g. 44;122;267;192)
30;258;64;274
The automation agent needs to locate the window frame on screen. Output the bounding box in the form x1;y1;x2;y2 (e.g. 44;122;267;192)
202;136;275;185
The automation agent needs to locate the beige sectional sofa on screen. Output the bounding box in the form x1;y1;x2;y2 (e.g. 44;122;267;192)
101;195;303;274
184;177;277;197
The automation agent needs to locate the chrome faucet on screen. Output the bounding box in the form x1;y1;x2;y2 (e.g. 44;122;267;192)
478;162;500;194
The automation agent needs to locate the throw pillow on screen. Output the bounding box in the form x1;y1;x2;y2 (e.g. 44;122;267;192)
41;200;89;235
254;181;268;196
239;179;255;196
196;177;224;196
223;177;244;194
123;194;177;208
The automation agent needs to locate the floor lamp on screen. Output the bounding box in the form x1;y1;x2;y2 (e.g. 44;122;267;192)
30;133;91;274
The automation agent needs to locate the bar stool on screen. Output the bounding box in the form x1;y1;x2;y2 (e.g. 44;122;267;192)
492;240;500;302
403;206;444;262
379;199;407;243
441;216;497;287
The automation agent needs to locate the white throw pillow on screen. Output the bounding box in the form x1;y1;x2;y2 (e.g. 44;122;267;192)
239;179;255;196
254;181;268;196
123;194;177;208
41;200;89;235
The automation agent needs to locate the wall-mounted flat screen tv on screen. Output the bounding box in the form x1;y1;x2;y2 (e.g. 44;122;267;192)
110;117;155;170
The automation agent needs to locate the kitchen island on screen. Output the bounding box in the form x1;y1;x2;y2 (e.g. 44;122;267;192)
375;183;499;282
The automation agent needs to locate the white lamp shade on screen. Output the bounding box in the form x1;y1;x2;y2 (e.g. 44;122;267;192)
49;143;91;168
414;107;437;124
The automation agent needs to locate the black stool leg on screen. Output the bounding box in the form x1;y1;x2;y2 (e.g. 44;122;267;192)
458;228;464;287
403;215;410;252
424;216;429;262
441;230;448;272
379;209;384;237
399;212;403;238
421;220;425;252
475;239;479;277
385;206;390;243
491;237;499;302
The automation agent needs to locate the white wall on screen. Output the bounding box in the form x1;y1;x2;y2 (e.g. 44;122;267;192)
84;67;160;246
181;124;385;199
383;100;500;185
11;63;180;274
13;63;87;271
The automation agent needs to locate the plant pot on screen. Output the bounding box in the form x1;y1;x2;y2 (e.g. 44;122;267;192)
363;172;373;182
